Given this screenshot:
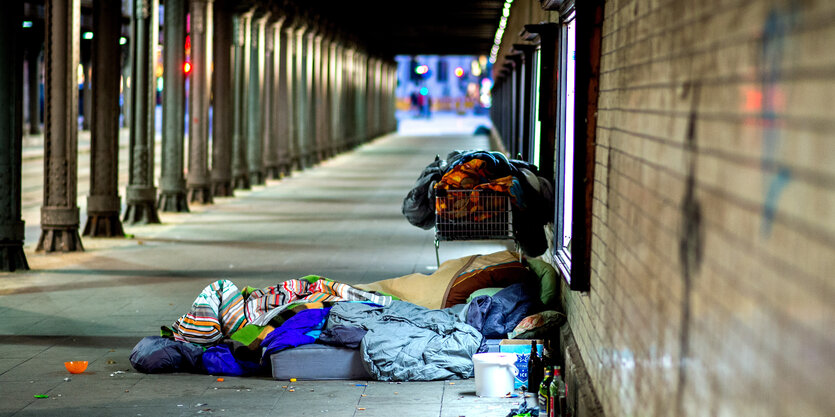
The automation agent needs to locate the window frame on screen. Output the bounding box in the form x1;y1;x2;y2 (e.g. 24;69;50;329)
551;0;603;292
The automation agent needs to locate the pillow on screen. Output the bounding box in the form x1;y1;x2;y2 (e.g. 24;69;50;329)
465;287;503;303
508;310;566;339
526;258;559;307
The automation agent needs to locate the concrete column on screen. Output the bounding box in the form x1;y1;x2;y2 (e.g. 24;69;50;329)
304;28;316;166
384;61;390;133
355;52;367;146
261;20;274;179
187;0;214;203
83;0;125;237
368;58;377;139
263;17;285;179
379;61;384;135
319;35;331;160
312;32;323;163
293;24;308;169
210;1;234;196
231;11;252;190
278;22;294;176
329;41;341;156
246;11;268;185
158;0;189;212
384;62;390;131
124;0;161;225
343;48;354;150
0;1;29;270
369;58;377;138
38;0;84;252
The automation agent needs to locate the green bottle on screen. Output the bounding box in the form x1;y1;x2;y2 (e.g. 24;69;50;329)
549;366;563;417
538;366;553;413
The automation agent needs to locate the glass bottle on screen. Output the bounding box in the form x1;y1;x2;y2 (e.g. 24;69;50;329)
527;340;543;391
550;366;563;417
539;366;553;414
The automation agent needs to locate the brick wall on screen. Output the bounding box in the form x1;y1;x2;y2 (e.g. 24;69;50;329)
563;0;835;416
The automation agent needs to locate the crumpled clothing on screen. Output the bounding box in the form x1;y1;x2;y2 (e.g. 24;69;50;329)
203;343;264;376
246;277;392;326
260;307;331;356
447;150;519;179
318;325;368;349
130;336;205;374
465;282;539;339
402;156;447;229
172;280;248;344
327;300;483;381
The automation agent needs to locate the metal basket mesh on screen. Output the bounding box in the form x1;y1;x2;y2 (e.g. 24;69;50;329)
434;189;513;241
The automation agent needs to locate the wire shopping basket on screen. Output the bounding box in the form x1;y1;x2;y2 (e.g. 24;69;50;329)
434;188;517;266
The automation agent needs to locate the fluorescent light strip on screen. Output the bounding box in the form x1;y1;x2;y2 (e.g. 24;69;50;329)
489;0;514;64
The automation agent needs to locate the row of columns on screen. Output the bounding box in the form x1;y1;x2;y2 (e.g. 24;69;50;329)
0;0;398;270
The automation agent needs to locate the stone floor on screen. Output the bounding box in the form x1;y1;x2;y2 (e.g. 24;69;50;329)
1;115;529;416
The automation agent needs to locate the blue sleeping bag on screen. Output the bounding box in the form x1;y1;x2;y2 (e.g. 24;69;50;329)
130;336;204;374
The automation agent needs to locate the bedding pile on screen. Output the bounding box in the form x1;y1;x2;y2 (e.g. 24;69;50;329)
130;251;563;381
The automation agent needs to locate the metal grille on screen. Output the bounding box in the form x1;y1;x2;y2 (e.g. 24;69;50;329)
434;189;513;241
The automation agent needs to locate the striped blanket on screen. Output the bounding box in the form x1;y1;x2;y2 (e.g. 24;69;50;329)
246;276;392;326
172;279;247;344
172;277;391;344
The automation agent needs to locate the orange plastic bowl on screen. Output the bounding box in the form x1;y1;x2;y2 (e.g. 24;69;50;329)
64;361;88;374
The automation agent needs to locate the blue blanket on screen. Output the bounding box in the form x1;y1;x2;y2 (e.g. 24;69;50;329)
326;300;483;381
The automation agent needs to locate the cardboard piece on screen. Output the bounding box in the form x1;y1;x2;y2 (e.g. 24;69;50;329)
499;339;544;390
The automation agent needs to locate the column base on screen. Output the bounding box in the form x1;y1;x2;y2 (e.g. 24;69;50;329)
212;180;234;197
0;240;29;271
187;185;214;204
291;156;304;171
124;200;161;225
37;227;84;252
304;153;316;168
157;191;190;213
249;170;265;186
233;174;251;190
83;212;125;237
280;163;293;178
265;165;282;180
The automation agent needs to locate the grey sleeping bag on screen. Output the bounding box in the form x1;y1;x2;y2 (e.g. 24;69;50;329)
326;301;482;381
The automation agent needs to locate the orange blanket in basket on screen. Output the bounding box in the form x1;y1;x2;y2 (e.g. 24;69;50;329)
434;159;514;221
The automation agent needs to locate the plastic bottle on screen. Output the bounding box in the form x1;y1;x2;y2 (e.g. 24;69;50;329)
526;340;543;392
538;366;553;414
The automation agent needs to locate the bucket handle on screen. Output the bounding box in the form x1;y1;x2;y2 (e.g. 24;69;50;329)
503;362;519;377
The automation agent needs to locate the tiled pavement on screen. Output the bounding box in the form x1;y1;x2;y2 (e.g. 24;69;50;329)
1;117;526;416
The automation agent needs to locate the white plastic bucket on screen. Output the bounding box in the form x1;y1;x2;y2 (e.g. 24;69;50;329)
472;352;518;397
